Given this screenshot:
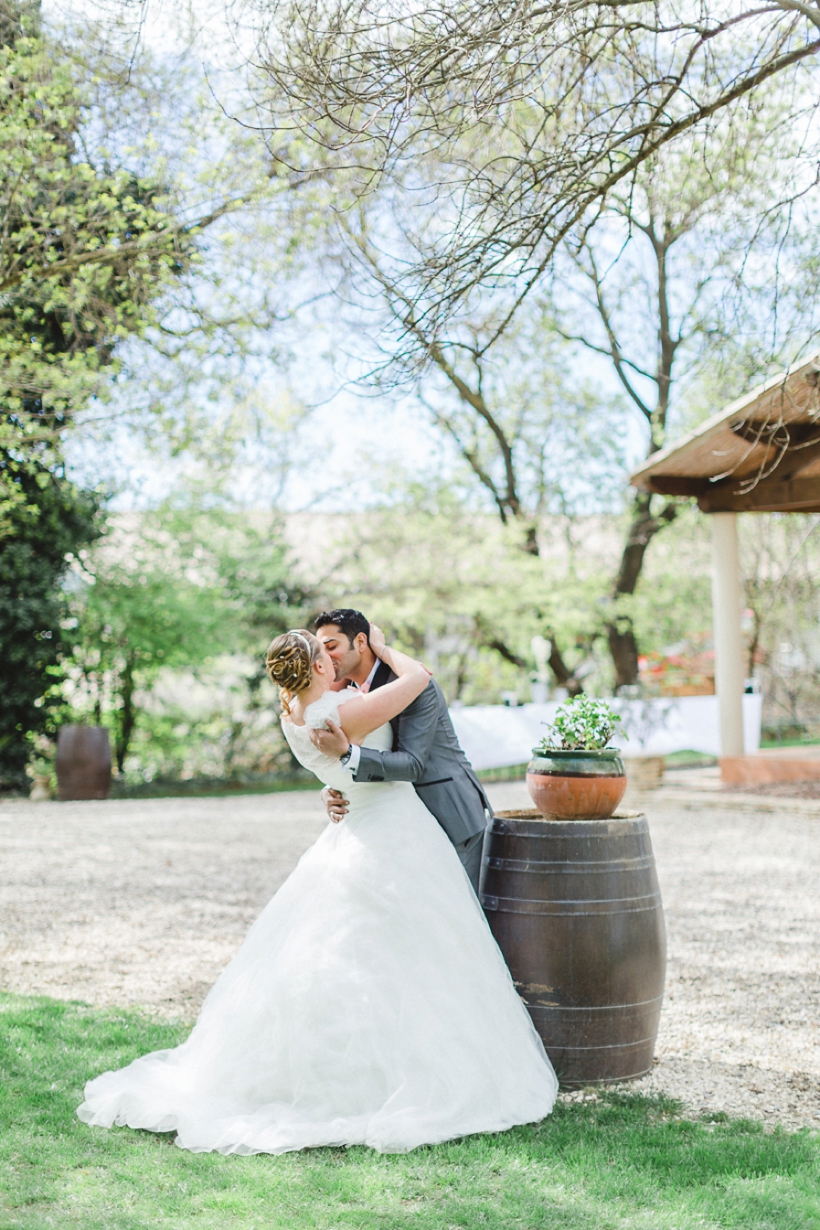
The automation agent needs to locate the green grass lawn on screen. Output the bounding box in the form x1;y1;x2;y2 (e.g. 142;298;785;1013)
110;774;317;800
0;994;817;1230
663;751;718;769
759;738;820;750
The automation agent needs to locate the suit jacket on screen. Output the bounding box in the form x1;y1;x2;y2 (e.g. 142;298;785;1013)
353;661;491;846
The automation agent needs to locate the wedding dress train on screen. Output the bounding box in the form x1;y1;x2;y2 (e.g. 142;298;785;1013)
77;690;557;1154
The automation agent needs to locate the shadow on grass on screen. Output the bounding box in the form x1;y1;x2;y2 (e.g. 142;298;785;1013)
0;994;817;1230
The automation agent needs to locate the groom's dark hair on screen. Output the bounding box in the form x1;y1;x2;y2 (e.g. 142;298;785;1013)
314;608;370;646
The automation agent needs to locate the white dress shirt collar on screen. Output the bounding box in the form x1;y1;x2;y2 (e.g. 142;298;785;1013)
358;659;380;693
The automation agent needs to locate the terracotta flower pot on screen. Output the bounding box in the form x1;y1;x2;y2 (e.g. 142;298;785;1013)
526;748;626;820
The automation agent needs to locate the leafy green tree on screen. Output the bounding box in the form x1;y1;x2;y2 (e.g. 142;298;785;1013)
156;501;313;658
0;2;192;784
67;502;313;775
0;457;101;788
311;483;722;706
0;2;283;517
69;539;227;774
0;19;195;520
144;503;315;782
315;482;609;703
0;0;280;782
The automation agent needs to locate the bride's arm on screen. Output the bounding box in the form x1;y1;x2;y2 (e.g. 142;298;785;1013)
337;626;430;744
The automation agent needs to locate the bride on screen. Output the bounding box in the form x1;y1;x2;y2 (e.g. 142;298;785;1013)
77;627;557;1154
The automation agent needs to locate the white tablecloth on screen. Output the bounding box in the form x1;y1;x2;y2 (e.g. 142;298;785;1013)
448;694;762;770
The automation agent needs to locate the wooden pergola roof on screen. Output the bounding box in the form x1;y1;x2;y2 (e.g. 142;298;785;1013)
630;353;820;512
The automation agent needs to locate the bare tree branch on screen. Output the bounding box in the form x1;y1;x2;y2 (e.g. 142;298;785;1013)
244;0;820;344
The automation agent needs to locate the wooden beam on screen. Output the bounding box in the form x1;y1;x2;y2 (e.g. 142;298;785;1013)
631;356;820;491
644;439;820;506
643;475;708;496
775;436;820;480
699;475;820;513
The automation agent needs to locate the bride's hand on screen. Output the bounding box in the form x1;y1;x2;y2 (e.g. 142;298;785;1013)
308;720;350;758
369;622;387;659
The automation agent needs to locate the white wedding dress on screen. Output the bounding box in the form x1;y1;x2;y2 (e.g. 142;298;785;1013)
77;689;557;1154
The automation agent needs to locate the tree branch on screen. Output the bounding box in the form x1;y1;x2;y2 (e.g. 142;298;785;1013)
572;246;654;421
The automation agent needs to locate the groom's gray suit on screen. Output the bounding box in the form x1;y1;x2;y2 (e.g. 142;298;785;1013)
352;660;491;892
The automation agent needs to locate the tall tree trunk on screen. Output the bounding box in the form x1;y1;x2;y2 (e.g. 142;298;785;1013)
570;218;683;690
116;657;137;774
607;492;678;691
546;636;584;696
607;619;640;693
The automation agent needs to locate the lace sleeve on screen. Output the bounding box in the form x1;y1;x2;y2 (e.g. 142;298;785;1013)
303;687;358;730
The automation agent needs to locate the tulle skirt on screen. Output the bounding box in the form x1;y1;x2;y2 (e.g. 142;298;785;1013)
77;782;557;1154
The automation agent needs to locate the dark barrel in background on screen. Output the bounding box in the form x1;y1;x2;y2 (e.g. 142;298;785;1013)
481;809;666;1085
55;725;112;801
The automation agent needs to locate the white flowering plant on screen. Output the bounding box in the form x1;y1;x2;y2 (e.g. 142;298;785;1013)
536;696;625;752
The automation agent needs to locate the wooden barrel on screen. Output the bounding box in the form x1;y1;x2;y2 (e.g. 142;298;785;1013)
55;726;112;801
481;809;665;1086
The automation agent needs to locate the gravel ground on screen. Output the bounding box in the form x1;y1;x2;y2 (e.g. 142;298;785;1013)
735;779;820;798
1;783;818;1130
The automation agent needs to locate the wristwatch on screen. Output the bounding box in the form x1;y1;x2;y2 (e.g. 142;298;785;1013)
339;747;352;766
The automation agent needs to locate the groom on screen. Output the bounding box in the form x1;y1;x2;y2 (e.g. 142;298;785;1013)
307;608;491;893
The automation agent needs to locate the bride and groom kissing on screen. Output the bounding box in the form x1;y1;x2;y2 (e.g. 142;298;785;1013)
308;608;490;893
77;610;558;1155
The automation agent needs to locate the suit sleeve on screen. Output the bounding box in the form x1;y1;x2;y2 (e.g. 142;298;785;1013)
352;679;439;783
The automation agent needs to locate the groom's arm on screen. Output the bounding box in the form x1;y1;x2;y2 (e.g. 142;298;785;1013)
353;679;439;783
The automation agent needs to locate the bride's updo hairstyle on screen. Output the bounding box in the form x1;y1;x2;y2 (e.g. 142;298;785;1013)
265;629;321;715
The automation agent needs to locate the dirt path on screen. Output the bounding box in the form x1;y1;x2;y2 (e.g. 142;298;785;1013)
1;784;818;1129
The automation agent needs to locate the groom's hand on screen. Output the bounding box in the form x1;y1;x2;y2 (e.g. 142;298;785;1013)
321;787;350;823
308;719;350;758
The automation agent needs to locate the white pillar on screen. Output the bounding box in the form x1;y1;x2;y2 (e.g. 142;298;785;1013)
711;512;745;757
